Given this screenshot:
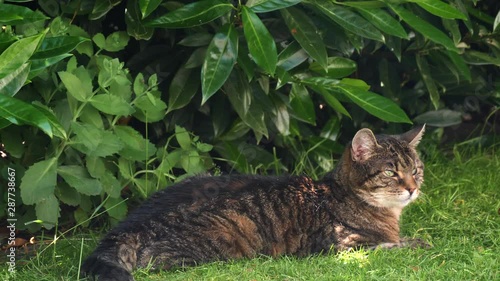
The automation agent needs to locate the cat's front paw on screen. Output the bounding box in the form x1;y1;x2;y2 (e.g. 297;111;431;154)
399;238;431;249
369;238;431;250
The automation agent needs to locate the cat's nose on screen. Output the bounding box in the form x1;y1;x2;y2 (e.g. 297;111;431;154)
406;185;417;195
404;176;418;195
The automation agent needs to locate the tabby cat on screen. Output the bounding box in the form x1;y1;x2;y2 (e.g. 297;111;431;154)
82;126;428;281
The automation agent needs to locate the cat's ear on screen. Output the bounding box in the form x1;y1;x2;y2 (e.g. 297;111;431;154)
351;128;379;162
401;124;426;147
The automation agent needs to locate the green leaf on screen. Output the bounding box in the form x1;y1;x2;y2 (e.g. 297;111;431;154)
410;0;467;20
178;33;213;47
211;96;231;137
104;31;130;52
140;0;163;18
79;194;93;213
219;119;251;141
225;71;252;116
270;94;290;135
0;62;30;96
385;35;402;62
133;73;147;95
245;104;269;141
242;6;278;75
0;118;10;130
32;102;68;139
0;95;53;137
389;4;458;53
290;83;316;125
29;54;73;79
310;1;385;42
237;45;256;80
337;1;385;9
118;157;134;180
281;7;328;70
309;57;357;78
180;150;205;174
101;172;123;198
0;3;49;25
214;141;249;172
444;51;471;81
336;83;412;123
97;57;129;89
90;94;135;116
55;183;81;207
71;122;123;157
168;66;200;113
32;36;89;59
111;80;133;102
58;165;103;196
133;94;167;122
340;78;370;90
463;51;500;66
442;19;461;45
79;105;104;129
114;125;157;161
58;71;93;102
224;71;268;138
303;77;410;122
196;142;213;153
0;33;16;54
90;0;121;20
416;55;440;110
429;51;459;82
356;8;408;39
414;109;462;127
277;41;308;71
320;116;341;141
67;25;94;56
157;149;182;175
35;194;60;230
275;66;292;89
20;158;58;205
314;87;351;118
144;0;233;28
148;74;157;87
126;0;155;40
185;47;208;68
74;208;89;228
0;32;45;80
201;24;238;104
104;197;128;220
86;156;107;179
495;10;500;32
301;76;340;90
92;33;106;50
248;0;302;13
175;125;192;150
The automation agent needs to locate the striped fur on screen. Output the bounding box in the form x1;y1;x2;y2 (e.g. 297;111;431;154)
81;126;427;281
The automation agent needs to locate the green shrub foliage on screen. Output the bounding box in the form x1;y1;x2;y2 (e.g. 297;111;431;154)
0;0;498;230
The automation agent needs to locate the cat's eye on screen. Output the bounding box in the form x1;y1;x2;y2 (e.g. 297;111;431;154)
383;170;396;177
412;168;418;175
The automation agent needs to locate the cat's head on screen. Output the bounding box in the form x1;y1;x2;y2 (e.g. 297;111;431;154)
348;125;425;209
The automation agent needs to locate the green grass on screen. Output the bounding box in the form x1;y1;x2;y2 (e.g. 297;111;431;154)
2;147;499;281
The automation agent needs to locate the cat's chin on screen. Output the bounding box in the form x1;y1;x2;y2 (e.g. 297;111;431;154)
384;192;419;208
371;200;411;209
363;190;419;209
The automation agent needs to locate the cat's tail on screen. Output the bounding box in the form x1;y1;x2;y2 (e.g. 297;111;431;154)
81;235;138;281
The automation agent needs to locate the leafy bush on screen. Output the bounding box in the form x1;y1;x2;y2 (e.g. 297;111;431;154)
0;0;498;230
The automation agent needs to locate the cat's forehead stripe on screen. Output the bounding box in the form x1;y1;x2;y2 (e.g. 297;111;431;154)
380;138;415;169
